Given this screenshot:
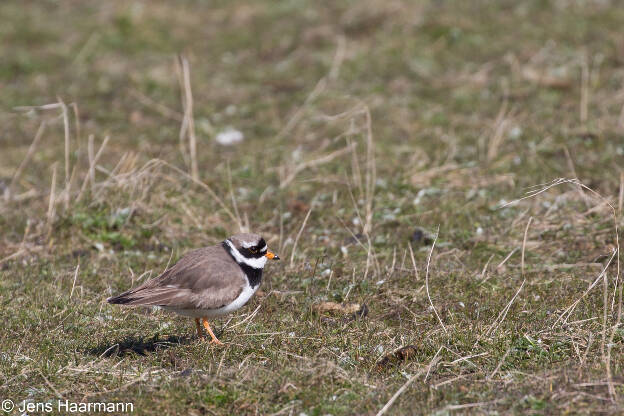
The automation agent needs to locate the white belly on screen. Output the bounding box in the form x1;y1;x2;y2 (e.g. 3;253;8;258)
162;284;258;318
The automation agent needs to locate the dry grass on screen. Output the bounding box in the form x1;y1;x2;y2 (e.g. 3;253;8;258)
2;1;624;415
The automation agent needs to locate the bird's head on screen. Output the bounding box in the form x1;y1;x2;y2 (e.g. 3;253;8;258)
224;233;279;269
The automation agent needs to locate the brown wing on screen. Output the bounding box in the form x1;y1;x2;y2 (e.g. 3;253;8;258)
107;244;245;309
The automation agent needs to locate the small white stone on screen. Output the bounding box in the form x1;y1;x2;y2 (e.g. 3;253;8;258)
509;126;523;139
382;212;396;221
114;207;131;217
215;127;244;146
292;146;303;161
225;105;237;116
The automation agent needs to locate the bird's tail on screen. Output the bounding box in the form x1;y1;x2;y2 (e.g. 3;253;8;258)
107;292;135;304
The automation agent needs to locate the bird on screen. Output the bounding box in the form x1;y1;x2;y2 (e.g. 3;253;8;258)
107;233;279;344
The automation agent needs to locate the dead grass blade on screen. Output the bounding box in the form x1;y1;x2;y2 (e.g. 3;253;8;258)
487;347;512;381
46;162;58;240
176;55;199;181
289;206;313;268
487;279;525;338
485;217;532;337
521;217;533;277
279;143;356;189
362;105;376;236
226;160;245;232
425;227;447;335
376;347;442;416
553;249;615;328
442;400;500;411
486;99;510;163
8;121;46;198
277;77;326;142
69;264;80;299
521;66;573;89
129;88;183;122
58;97;71;211
580;55;589;125
76;135;110;203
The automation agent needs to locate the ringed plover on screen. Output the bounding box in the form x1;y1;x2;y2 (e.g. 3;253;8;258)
107;233;279;344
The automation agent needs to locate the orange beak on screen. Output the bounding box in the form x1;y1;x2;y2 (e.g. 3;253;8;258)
265;251;279;260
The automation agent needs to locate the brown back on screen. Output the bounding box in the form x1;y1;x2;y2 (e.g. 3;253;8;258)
108;244;246;310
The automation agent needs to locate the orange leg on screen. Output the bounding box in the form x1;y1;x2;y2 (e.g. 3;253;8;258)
202;318;224;345
195;318;204;339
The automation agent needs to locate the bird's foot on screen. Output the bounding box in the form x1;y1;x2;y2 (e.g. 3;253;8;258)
202;318;224;346
208;338;224;346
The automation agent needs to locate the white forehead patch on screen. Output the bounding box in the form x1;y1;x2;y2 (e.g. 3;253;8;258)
241;240;258;248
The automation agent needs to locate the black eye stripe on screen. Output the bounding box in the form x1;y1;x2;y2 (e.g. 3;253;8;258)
237;238;267;258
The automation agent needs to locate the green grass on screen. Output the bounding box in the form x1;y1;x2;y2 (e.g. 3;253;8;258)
2;0;624;414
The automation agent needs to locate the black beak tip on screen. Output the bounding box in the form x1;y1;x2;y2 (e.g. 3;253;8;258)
274;255;280;260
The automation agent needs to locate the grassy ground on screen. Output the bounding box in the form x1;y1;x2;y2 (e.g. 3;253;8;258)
2;0;624;414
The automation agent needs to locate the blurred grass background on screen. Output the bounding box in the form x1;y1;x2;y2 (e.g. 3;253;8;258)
2;0;624;414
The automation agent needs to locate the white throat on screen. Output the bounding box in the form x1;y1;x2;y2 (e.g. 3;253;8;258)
225;239;267;269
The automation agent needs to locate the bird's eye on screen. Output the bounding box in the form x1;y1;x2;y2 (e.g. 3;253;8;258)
250;248;258;253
